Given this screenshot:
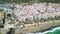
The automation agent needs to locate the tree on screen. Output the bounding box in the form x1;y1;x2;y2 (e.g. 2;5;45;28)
24;17;33;24
40;18;45;22
6;28;15;34
0;23;4;28
54;16;59;20
0;0;60;4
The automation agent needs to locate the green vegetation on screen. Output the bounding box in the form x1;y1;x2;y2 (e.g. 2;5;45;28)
0;0;30;4
8;21;16;24
35;17;40;23
0;23;4;28
6;28;15;34
7;14;11;17
47;17;54;21
0;9;4;12
54;16;60;20
24;18;33;24
0;0;60;4
40;18;45;22
20;15;60;24
38;0;60;3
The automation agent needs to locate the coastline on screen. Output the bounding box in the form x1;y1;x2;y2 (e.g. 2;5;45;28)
15;20;60;34
0;3;60;34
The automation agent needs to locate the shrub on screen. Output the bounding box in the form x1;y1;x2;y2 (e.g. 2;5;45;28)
54;16;59;20
6;28;15;34
0;0;60;3
8;21;16;24
40;18;45;22
7;14;11;17
0;23;4;28
24;17;33;24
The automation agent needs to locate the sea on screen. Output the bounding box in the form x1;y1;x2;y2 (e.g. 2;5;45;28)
28;27;60;34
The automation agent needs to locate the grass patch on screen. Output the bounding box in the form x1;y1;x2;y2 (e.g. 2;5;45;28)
0;23;4;28
8;21;16;24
